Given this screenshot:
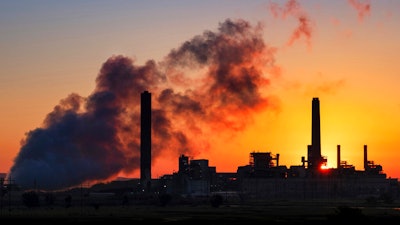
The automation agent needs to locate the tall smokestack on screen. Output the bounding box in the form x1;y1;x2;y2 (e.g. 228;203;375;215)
140;90;152;189
337;145;341;169
309;97;322;169
363;144;368;170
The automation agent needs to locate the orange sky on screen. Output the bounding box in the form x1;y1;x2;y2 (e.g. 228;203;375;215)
1;1;400;188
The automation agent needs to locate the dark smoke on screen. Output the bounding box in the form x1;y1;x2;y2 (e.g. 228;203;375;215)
9;18;279;190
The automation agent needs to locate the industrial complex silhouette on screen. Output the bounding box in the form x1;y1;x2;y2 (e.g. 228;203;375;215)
0;91;400;224
136;92;398;200
0;92;399;204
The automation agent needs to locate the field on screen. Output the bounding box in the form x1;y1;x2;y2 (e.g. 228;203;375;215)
1;198;400;224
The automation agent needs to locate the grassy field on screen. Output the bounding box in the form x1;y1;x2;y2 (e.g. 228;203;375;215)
1;199;400;224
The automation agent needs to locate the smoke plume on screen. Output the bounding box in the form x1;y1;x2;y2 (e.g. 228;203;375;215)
269;0;313;48
348;0;371;22
9;18;279;190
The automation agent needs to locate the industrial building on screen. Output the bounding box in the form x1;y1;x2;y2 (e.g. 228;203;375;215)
1;95;398;210
157;97;399;200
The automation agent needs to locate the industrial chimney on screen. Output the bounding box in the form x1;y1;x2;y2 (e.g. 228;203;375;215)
337;145;341;169
363;144;368;170
140;90;152;190
309;97;323;170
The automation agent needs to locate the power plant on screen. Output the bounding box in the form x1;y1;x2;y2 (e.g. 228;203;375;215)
0;94;399;224
1;96;398;203
157;97;399;199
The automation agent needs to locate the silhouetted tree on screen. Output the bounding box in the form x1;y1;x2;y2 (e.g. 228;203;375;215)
210;194;223;208
22;191;40;208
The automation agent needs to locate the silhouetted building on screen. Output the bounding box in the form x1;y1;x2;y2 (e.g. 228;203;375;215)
235;97;398;199
154;97;399;200
160;156;216;196
363;144;383;175
140;90;152;190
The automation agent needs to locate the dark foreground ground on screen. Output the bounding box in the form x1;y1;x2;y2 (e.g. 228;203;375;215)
1;200;400;224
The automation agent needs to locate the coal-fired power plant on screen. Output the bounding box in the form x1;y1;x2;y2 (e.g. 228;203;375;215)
3;92;399;201
157;97;399;199
140;90;152;190
4;18;398;201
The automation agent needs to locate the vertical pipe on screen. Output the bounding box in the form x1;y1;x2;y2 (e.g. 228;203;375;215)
276;154;280;167
307;145;312;168
364;144;368;170
337;145;341;169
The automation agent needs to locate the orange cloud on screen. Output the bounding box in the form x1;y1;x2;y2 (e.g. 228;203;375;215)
348;0;371;22
269;0;313;49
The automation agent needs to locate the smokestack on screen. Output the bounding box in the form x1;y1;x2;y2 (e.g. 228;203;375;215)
307;145;312;168
309;97;322;169
363;144;368;170
337;145;341;169
276;153;280;167
140;90;152;189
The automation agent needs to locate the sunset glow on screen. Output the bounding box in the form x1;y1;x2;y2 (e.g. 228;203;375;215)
1;0;399;190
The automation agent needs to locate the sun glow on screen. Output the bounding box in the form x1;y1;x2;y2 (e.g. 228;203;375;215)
320;164;329;170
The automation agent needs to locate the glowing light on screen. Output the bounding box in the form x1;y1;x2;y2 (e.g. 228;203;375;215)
320;164;329;170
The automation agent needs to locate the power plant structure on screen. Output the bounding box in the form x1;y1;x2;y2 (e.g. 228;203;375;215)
1;94;399;209
140;90;152;190
158;97;399;199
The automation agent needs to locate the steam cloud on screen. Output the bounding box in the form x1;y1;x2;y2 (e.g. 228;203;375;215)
9;19;279;190
269;0;313;48
348;0;371;22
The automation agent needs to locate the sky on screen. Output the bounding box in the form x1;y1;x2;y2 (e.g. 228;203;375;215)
1;0;399;190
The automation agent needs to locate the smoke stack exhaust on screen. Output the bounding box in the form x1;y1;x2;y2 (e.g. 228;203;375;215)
140;91;152;189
